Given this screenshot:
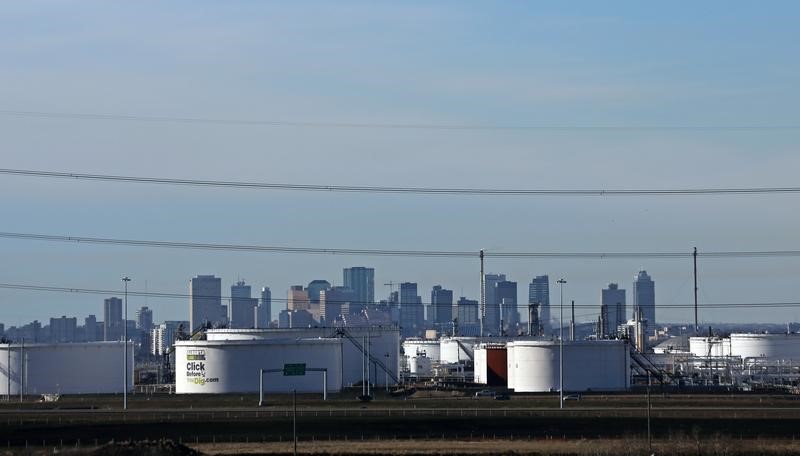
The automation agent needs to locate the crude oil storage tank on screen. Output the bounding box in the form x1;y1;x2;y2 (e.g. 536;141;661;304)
474;345;508;386
439;337;479;363
175;338;342;394
729;333;800;360
402;339;440;362
202;326;399;388
507;340;630;392
689;337;731;357
0;342;133;395
408;353;433;377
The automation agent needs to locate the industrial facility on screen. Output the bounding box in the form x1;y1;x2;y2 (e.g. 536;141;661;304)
0;341;133;395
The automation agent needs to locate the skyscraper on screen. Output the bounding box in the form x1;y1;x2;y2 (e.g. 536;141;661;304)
103;297;123;341
189;275;224;332
483;273;506;336
307;280;332;304
256;286;272;328
136;306;153;331
529;275;550;333
50;316;77;343
633;270;655;325
84;314;98;342
496;280;518;335
601;283;626;335
456;297;480;336
343;267;374;313
399;282;423;337
430;285;454;326
320;286;356;324
287;285;310;311
230;280;258;329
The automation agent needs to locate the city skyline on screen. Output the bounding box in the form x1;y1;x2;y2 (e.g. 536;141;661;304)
1;2;799;326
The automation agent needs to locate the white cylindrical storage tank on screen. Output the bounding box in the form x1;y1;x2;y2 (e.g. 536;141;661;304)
0;342;133;395
439;337;478;363
409;354;433;377
506;343;516;390
689;337;730;357
509;340;629;393
402;339;440;362
206;326;400;387
474;347;488;384
175;338;343;394
730;334;800;361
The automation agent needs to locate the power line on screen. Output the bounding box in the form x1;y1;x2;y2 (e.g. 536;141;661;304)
2;231;800;258
0;281;798;310
3;168;800;196
1;109;798;132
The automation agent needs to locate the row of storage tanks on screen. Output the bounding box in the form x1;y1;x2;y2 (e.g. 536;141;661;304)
688;333;800;360
0;327;400;395
404;337;630;392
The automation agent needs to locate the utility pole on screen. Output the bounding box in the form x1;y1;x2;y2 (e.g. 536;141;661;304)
557;278;566;409
647;371;652;452
122;276;131;411
479;249;485;338
693;247;698;333
293;389;297;456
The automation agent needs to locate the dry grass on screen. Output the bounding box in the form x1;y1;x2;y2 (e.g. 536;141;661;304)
192;438;800;455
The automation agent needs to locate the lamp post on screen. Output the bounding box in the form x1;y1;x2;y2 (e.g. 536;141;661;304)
122;276;131;411
557;278;566;409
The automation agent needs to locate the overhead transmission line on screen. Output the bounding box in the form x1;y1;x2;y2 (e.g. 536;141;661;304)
2;168;800;196
1;109;798;132
1;231;800;259
0;281;797;310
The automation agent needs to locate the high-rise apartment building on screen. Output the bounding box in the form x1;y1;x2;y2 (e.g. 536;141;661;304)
633;270;655;325
189;275;224;332
482;273;506;336
529;275;551;334
49;316;77;343
151;320;189;356
430;285;454;326
230;280;258;329
601;283;626;336
399;282;423;337
343;267;374;314
103;297;123;341
84;315;98;342
496;280;518;335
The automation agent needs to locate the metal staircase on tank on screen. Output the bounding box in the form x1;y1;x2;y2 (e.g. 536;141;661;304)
332;327;400;385
630;348;679;386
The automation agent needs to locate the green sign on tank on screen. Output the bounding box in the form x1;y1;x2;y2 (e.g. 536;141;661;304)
283;363;306;376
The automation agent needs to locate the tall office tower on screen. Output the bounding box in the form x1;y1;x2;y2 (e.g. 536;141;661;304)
399;282;423;337
255;286;272;328
529;275;551;333
307;280;331;304
343;267;375;314
601;283;626;336
495;280;518;335
430;285;454;326
49;316;77;343
287;285;310;311
189;275;223;332
229;280;258;329
633;271;655;326
320;286;356;324
456;297;480;336
135;306;154;355
482;273;506;336
84;315;97;342
103;297;123;341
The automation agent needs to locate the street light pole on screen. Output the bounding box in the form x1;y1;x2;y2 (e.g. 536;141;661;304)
122;276;131;411
557;278;566;409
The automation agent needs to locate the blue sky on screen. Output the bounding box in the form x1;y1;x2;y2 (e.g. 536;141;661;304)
1;1;799;326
